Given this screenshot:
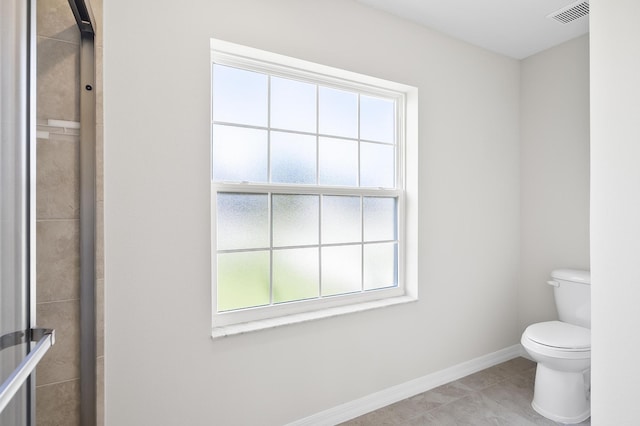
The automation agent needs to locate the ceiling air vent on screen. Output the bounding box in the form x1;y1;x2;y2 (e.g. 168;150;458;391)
547;0;589;24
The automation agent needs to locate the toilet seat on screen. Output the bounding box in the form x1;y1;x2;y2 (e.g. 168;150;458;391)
522;321;590;359
525;321;590;349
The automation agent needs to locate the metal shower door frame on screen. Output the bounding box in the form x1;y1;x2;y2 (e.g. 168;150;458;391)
67;1;98;425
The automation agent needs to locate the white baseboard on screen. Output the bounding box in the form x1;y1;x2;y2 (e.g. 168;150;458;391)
287;344;526;426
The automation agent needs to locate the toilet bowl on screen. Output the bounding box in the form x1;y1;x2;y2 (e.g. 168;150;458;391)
522;321;591;423
521;269;591;424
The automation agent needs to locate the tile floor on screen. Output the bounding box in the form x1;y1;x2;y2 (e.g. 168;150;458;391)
340;357;590;425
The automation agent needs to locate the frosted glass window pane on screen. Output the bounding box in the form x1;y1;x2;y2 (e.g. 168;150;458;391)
217;251;270;311
321;245;361;296
318;86;358;138
271;131;317;184
363;197;396;241
213;64;268;127
322;196;361;244
212;125;267;182
360;95;395;143
360;143;394;188
364;243;397;290
272;194;319;247
318;137;358;186
216;193;269;250
273;248;319;303
271;77;316;133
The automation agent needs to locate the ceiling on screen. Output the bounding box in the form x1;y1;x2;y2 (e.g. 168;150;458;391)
356;0;589;59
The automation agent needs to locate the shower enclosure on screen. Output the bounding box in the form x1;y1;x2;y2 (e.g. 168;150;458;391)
0;0;96;424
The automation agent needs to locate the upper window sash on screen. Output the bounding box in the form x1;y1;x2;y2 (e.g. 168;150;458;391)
211;40;408;192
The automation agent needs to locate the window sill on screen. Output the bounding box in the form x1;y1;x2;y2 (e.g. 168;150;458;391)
211;295;417;339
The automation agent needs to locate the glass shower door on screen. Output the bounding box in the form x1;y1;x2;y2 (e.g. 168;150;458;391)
0;0;32;424
0;1;54;424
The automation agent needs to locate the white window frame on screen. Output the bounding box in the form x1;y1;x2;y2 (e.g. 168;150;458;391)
210;38;419;338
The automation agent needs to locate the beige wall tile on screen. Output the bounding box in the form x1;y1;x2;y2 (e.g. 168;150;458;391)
91;0;103;48
36;300;80;386
96;278;104;357
36;0;80;44
36;137;80;220
37;37;79;122
96;124;103;201
96;200;104;280
96;356;104;426
96;46;103;126
36;220;80;303
36;380;80;426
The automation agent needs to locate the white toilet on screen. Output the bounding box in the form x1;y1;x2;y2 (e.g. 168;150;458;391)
521;269;591;424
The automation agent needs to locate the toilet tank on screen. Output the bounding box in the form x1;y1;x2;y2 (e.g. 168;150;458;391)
550;269;591;329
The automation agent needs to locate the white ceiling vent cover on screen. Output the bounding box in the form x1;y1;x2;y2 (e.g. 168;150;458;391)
547;1;589;24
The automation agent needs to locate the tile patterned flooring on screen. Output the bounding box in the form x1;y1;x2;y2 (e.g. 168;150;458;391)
340;357;591;425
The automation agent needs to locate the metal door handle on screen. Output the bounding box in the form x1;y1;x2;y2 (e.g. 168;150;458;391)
0;328;55;413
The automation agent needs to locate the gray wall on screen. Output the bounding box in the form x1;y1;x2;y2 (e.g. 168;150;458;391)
519;35;591;331
103;0;521;424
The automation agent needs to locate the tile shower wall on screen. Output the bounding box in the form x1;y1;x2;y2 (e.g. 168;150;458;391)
35;0;104;425
35;0;81;423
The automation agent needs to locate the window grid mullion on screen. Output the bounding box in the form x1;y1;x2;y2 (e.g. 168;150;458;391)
267;76;274;306
217;238;399;255
212;185;401;200
315;84;320;186
357;95;365;292
316;84;322;298
394;99;398;188
360;195;365;292
267;75;273;184
357;92;361;188
213;120;395;146
268;192;274;306
318;194;323;298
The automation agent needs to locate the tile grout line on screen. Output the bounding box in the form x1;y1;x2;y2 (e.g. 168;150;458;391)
35;377;80;389
37;298;80;305
37;34;81;47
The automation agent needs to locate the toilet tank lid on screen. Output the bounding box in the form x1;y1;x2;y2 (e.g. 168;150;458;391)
551;269;590;285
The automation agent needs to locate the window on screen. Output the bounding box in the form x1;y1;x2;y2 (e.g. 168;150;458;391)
210;39;418;335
